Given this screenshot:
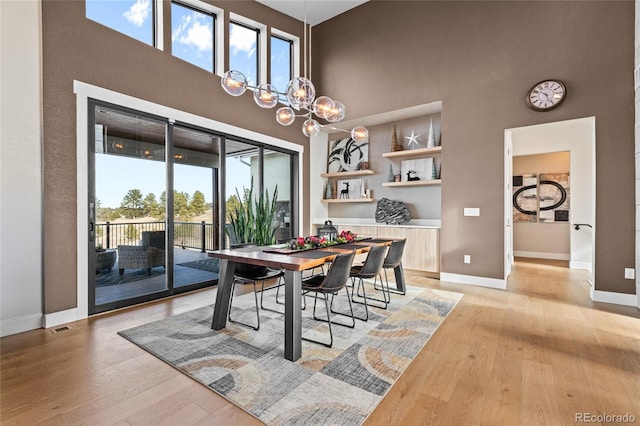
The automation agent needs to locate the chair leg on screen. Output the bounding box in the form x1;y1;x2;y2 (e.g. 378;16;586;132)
328;291;356;328
228;280;260;331
349;277;369;321
354;274;389;309
301;293;333;348
260;276;306;313
374;267;407;296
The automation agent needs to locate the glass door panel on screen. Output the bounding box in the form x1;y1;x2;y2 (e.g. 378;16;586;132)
172;126;220;288
91;105;168;313
264;150;293;242
225;140;259;247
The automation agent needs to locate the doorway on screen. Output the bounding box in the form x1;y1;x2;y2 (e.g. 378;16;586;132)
87;101;299;314
505;117;596;284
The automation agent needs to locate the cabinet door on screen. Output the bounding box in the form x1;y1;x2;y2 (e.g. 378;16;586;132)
346;226;378;238
376;227;408;265
405;228;440;272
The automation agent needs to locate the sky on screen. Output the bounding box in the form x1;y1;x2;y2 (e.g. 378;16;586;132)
87;0;292;208
96;155;252;208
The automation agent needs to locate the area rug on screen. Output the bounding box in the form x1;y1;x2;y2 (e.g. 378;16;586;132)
118;284;462;425
176;258;220;273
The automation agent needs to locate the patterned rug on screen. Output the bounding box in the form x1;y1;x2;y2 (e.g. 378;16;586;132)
118;283;462;425
176;258;219;273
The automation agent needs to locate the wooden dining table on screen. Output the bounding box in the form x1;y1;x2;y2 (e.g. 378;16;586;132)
208;239;405;361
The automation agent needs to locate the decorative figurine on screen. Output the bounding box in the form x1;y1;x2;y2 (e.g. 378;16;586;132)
427;118;436;148
407;170;420;181
339;182;350;199
405;130;421;149
388;164;395;182
391;125;403;151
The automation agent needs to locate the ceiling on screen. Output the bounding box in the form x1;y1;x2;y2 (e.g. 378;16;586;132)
255;0;369;26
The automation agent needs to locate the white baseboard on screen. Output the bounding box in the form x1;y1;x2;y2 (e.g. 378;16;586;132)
440;272;507;290
514;251;570;261
590;288;637;307
44;308;79;329
0;313;43;337
570;261;592;272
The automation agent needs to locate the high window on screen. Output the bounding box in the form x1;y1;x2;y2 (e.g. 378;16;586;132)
86;0;155;46
229;21;259;86
171;1;215;72
270;35;293;95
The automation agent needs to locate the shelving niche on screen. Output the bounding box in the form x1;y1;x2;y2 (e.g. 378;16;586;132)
383;146;441;187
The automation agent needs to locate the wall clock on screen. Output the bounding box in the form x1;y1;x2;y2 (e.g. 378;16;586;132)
526;79;566;111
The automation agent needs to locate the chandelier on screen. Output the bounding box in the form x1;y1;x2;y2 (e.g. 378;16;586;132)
220;72;368;142
219;10;368;142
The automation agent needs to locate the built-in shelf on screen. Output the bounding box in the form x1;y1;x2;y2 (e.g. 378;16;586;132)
320;169;375;178
321;198;376;203
382;179;441;187
382;146;442;160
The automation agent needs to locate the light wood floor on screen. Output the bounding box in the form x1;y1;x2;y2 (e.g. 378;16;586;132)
2;259;639;425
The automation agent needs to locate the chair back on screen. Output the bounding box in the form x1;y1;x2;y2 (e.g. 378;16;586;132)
320;251;356;291
383;239;406;268
358;245;389;278
142;231;165;249
230;243;268;277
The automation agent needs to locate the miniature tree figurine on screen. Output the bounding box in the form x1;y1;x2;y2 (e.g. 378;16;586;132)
391;125;403;151
388;163;395;182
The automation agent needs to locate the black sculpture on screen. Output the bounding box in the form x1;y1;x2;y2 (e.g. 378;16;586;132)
375;198;411;225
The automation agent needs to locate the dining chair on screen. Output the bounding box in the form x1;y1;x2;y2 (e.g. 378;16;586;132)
301;251;356;348
348;244;389;321
373;238;407;296
227;243;284;331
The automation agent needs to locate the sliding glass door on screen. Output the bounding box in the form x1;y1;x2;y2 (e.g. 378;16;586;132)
89;101;298;314
90;104;169;313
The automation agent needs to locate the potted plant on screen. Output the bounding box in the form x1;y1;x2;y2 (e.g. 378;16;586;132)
227;180;279;275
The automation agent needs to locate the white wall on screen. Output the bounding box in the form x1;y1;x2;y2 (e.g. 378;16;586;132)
509;117;595;272
0;0;44;336
513;151;571;260
635;0;640;308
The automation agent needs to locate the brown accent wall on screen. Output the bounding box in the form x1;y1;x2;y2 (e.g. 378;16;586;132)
41;0;308;313
313;1;635;292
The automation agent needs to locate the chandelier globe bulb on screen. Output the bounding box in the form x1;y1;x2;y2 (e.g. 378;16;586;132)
286;77;316;110
253;84;279;108
351;126;369;142
302;118;321;137
276;107;296;126
221;70;248;96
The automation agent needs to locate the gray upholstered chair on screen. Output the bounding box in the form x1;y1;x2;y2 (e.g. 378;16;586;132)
301;251;356;348
374;238;407;296
349;244;389;320
117;230;165;275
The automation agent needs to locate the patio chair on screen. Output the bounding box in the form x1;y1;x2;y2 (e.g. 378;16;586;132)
117;230;165;275
301;251;356;348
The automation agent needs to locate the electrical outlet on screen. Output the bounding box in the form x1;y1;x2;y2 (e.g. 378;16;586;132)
464;255;471;264
624;268;635;279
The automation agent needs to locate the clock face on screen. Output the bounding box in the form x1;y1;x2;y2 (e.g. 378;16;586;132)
526;80;566;111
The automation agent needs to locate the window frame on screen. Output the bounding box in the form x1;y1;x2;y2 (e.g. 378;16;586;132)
229;13;267;85
270;27;299;80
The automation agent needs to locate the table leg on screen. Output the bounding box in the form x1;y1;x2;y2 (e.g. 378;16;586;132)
393;263;406;294
284;270;302;361
211;260;235;330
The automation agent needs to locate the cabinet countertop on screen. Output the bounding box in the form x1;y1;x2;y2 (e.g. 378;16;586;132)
312;218;441;229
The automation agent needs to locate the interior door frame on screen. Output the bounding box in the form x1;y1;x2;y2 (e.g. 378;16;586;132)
504;117;596;284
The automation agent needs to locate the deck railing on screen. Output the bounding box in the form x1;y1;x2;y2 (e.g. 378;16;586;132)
95;221;218;252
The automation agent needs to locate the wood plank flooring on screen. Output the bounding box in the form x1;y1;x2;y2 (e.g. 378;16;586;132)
1;258;639;425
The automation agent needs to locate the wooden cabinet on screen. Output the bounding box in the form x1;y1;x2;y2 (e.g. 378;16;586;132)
320;224;440;276
405;228;439;273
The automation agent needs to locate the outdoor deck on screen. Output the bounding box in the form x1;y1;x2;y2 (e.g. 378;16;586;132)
95;247;219;306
